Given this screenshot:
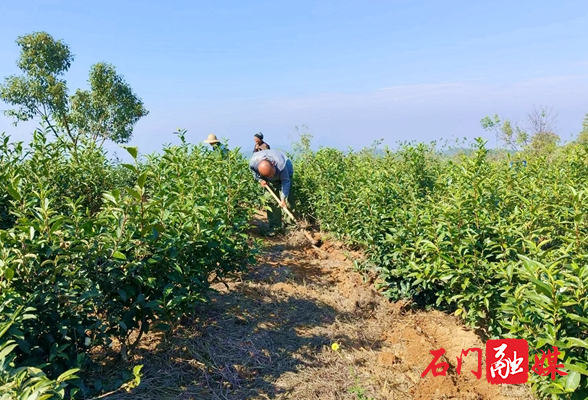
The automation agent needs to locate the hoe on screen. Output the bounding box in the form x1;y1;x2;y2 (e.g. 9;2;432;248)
264;185;324;251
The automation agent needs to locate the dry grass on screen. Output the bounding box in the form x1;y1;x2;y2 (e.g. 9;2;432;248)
94;219;535;400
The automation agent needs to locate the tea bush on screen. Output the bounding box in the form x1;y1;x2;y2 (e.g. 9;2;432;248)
0;291;79;400
293;138;588;399
0;129;258;398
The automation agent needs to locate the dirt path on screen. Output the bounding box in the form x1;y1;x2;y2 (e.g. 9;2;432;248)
104;226;535;400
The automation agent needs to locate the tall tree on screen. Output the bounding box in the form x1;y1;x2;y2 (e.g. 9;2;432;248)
70;63;148;145
0;32;148;148
0;32;73;139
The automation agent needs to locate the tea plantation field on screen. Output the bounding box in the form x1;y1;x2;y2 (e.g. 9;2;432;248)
293;138;588;399
1;131;587;399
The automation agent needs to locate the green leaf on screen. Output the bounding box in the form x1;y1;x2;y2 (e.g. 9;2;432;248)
132;364;143;386
112;251;126;260
103;192;117;204
0;323;13;340
126;187;142;201
4;268;14;280
121;163;138;173
536;338;549;349
529;278;552;298
566;338;588;349
57;368;80;383
6;185;21;201
122;146;139;159
0;342;18;360
138;172;148;188
152;223;165;233
564;371;581;392
566;363;588;376
568;314;588;324
154;323;171;331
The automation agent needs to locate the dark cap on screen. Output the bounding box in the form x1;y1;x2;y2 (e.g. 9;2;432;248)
254;132;263;140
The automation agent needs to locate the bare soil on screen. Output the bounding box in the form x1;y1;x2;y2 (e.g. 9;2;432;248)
101;220;535;400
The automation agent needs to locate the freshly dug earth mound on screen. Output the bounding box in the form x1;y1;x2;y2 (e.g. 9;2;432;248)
101;225;534;400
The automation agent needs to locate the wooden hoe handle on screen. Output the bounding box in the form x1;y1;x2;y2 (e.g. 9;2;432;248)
264;184;322;248
264;184;297;223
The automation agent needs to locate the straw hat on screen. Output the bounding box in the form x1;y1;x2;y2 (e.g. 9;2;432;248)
203;133;220;144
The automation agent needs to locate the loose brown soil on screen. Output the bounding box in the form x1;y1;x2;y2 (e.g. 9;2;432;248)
101;221;535;400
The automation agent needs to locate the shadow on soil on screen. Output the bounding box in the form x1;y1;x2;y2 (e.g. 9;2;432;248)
102;240;386;400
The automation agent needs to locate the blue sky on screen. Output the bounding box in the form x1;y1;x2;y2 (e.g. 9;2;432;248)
1;0;587;158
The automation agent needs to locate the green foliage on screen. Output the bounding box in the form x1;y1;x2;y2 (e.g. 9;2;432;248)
348;384;376;400
69;63;148;145
576;114;588;144
481;106;560;154
0;32;71;141
347;368;376;400
501;256;588;399
481;114;528;150
0;32;147;148
294;136;588;399
0;296;80;400
528;131;560;156
0;129;257;398
577;131;588;144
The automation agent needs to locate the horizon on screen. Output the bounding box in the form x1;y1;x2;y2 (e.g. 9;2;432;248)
1;1;587;162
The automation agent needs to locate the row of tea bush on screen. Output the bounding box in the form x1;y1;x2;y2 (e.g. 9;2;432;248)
0;129;259;398
293;138;588;399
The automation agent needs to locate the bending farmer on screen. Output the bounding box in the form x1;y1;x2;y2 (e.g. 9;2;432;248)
249;149;294;233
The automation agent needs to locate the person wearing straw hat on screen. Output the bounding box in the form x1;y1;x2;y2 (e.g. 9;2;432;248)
253;132;270;153
203;133;228;156
250;149;294;235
